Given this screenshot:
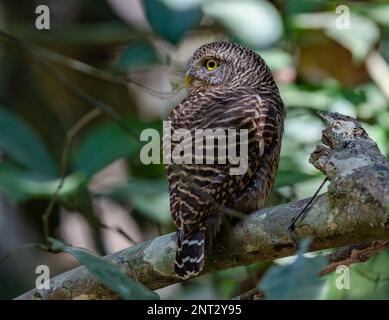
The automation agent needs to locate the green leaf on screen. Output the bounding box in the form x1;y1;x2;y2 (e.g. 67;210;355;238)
256;49;293;72
100;179;171;225
49;238;159;300
0;107;57;176
279;84;333;110
259;238;327;299
0;163;85;203
323;250;389;300
73;120;142;178
203;0;283;49
325;13;379;62
117;39;159;71
355;83;387;120
365;4;389;28
143;0;203;44
285;0;328;15
360;122;388;157
293;12;380;62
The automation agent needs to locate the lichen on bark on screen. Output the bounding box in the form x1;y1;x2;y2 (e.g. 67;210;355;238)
15;112;389;300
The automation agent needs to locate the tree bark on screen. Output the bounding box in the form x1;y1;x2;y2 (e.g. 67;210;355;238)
15;112;389;300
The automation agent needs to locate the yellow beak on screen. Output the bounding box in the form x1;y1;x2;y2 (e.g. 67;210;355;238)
184;73;193;87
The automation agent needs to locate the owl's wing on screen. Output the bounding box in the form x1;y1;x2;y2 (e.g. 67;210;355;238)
166;94;281;237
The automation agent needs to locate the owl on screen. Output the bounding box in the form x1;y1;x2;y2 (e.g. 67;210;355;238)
164;41;285;279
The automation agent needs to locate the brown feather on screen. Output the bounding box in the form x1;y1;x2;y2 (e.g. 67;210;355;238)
164;41;285;279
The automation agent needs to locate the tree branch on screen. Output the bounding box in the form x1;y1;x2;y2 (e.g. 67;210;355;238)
15;112;389;300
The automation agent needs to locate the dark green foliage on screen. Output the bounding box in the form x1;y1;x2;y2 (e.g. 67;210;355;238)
143;0;203;44
49;238;159;300
259;239;327;300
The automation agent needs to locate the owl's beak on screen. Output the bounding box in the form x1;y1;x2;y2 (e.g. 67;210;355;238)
184;72;194;87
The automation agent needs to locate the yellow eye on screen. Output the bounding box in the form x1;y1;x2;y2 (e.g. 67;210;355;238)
205;59;218;71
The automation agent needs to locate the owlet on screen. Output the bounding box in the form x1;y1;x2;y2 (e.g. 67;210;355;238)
164;41;285;279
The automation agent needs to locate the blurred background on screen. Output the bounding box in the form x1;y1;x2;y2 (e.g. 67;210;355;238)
0;0;388;300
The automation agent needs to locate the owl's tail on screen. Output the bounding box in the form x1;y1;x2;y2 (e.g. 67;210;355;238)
175;227;205;279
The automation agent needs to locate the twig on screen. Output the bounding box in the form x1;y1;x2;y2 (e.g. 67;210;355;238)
41;109;101;246
99;222;138;244
288;177;328;232
35;46;184;99
0;243;48;265
0;29;138;139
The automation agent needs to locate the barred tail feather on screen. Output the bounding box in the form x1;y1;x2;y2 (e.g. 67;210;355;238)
175;227;205;279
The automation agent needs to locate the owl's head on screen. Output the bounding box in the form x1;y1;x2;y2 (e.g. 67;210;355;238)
185;41;272;93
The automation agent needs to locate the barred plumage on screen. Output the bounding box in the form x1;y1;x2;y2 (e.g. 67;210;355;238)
165;41;285;279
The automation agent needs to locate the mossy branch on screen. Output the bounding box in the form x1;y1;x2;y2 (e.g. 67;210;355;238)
15;112;389;300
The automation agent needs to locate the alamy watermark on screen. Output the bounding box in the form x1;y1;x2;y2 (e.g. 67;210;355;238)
335;4;350;30
335;265;350;290
35;5;50;30
140;121;249;175
35;265;50;290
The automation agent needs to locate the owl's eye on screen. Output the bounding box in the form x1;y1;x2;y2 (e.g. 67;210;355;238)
205;59;219;71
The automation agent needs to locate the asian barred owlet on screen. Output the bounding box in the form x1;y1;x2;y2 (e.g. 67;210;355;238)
164;41;285;279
